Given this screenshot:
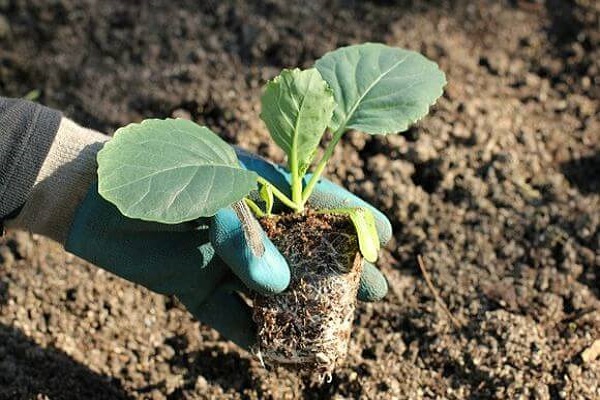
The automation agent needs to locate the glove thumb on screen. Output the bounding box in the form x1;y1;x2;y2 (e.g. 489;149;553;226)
209;206;290;296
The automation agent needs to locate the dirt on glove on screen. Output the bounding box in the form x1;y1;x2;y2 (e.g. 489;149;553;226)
1;0;599;399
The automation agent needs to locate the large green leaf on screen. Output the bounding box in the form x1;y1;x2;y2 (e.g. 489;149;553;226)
315;42;446;135
260;68;336;174
97;118;258;223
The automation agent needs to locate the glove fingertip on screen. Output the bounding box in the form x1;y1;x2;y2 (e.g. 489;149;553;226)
358;261;388;302
210;208;290;296
372;208;393;246
247;237;290;295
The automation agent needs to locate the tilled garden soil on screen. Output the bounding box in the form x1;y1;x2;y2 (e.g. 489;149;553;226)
1;0;599;399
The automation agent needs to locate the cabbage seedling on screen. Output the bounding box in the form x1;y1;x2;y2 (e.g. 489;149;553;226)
97;42;445;375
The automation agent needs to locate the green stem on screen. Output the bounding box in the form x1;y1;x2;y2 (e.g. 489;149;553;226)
243;197;265;217
289;148;303;208
301;127;346;205
257;177;299;211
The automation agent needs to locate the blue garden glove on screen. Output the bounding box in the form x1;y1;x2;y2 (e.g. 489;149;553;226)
65;150;391;350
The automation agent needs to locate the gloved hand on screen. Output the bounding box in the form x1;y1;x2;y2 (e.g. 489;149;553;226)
8;116;392;350
65;149;391;350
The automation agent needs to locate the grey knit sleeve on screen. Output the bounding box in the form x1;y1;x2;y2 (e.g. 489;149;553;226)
0;97;61;219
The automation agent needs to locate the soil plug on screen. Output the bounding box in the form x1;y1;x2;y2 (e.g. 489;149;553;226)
254;212;363;376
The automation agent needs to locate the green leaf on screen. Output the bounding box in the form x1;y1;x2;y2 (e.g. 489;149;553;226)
315;42;446;135
319;207;380;263
97;118;258;223
260;68;336;174
259;182;274;215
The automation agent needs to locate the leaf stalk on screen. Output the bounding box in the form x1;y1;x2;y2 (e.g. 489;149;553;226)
257;177;301;212
244;197;266;217
300;127;346;206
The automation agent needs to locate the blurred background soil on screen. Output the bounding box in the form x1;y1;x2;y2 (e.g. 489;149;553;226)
0;0;599;398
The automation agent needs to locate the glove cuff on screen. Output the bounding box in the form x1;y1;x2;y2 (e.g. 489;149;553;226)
5;117;108;244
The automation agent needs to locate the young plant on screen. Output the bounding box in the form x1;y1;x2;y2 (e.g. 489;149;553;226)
97;43;445;263
97;42;445;376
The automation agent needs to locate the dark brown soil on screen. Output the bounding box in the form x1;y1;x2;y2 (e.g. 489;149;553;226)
1;0;599;399
255;212;362;377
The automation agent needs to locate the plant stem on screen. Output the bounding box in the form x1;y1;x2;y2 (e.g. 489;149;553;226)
289;144;303;209
244;197;265;217
301;127;346;205
257;177;299;211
